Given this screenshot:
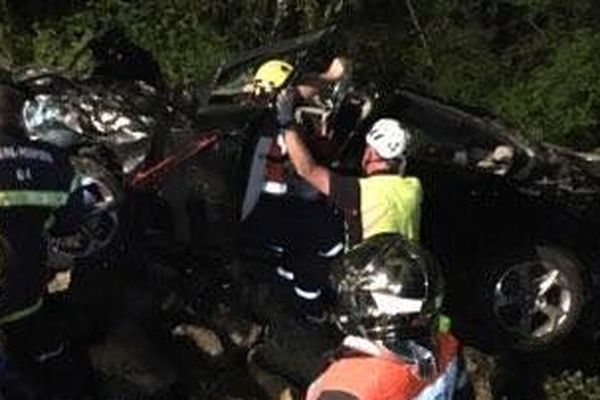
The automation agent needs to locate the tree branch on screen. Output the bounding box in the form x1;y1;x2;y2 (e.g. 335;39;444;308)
405;0;434;67
271;0;293;40
527;13;547;42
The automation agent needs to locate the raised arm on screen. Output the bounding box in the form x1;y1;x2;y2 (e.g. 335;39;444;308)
283;127;331;196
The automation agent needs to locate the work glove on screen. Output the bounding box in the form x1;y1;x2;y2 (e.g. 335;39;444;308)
47;270;72;294
275;87;297;129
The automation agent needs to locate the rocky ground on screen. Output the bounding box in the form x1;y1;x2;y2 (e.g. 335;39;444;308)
65;238;600;400
85;298;600;400
88;325;600;399
463;336;600;400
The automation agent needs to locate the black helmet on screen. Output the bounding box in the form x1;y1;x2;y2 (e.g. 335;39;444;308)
330;233;444;346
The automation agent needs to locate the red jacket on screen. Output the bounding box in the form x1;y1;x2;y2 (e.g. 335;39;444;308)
306;333;462;400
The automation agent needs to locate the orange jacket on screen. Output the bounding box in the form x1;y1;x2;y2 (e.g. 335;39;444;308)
306;334;461;400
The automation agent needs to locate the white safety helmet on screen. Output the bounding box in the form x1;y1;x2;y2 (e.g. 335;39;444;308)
365;118;409;160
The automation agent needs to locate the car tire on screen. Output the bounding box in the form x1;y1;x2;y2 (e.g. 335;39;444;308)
480;245;585;352
47;155;122;264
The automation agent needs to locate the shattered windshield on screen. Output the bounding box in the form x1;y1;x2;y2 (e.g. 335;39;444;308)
209;67;255;98
209;26;336;104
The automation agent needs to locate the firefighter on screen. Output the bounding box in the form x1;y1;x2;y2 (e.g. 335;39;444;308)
0;83;95;399
283;117;422;247
242;57;348;320
306;233;471;399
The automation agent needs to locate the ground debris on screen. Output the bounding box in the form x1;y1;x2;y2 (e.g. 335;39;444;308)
464;346;495;400
172;323;225;357
89;320;177;395
544;370;600;400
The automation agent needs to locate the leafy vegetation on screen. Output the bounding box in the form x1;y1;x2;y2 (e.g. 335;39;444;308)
1;0;600;146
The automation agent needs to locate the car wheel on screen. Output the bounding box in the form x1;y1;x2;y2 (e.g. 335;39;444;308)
47;156;122;264
48;209;120;260
482;245;585;351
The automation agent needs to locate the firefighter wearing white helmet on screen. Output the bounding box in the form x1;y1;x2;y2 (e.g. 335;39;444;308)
284;117;422;246
365;118;410;160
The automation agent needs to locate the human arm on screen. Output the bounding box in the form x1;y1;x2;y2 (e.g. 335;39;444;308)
283;127;332;195
320;57;348;82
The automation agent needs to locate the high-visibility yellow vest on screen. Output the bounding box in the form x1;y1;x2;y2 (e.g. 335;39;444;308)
358;175;422;242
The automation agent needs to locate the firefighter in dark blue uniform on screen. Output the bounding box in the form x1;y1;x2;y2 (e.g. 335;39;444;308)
242;57;347;321
0;84;94;399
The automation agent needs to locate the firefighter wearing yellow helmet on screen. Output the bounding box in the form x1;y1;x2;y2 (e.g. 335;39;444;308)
252;59;294;95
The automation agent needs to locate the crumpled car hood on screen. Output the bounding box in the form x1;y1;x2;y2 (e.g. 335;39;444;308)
387;89;600;218
20;74;161;175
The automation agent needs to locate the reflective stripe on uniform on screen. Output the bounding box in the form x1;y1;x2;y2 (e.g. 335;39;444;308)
0;191;69;207
267;244;284;254
317;242;344;258
36;344;65;363
262;181;288;195
0;297;43;325
276;266;295;281
294;286;321;300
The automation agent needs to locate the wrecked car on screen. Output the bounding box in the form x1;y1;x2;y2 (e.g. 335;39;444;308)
207;28;600;352
384;90;600;351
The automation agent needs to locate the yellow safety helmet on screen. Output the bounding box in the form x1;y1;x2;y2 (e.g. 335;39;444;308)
252;60;294;94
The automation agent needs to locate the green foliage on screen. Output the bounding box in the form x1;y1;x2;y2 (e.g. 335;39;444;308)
342;0;600;147
3;0;600;146
26;0;229;83
428;24;505;104
494;29;600;146
111;0;229;83
30;14;97;74
0;0;33;68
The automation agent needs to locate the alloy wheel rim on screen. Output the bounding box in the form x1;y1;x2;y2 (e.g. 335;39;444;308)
493;260;572;340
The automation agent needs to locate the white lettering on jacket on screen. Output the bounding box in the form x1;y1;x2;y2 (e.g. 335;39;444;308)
0;146;54;163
